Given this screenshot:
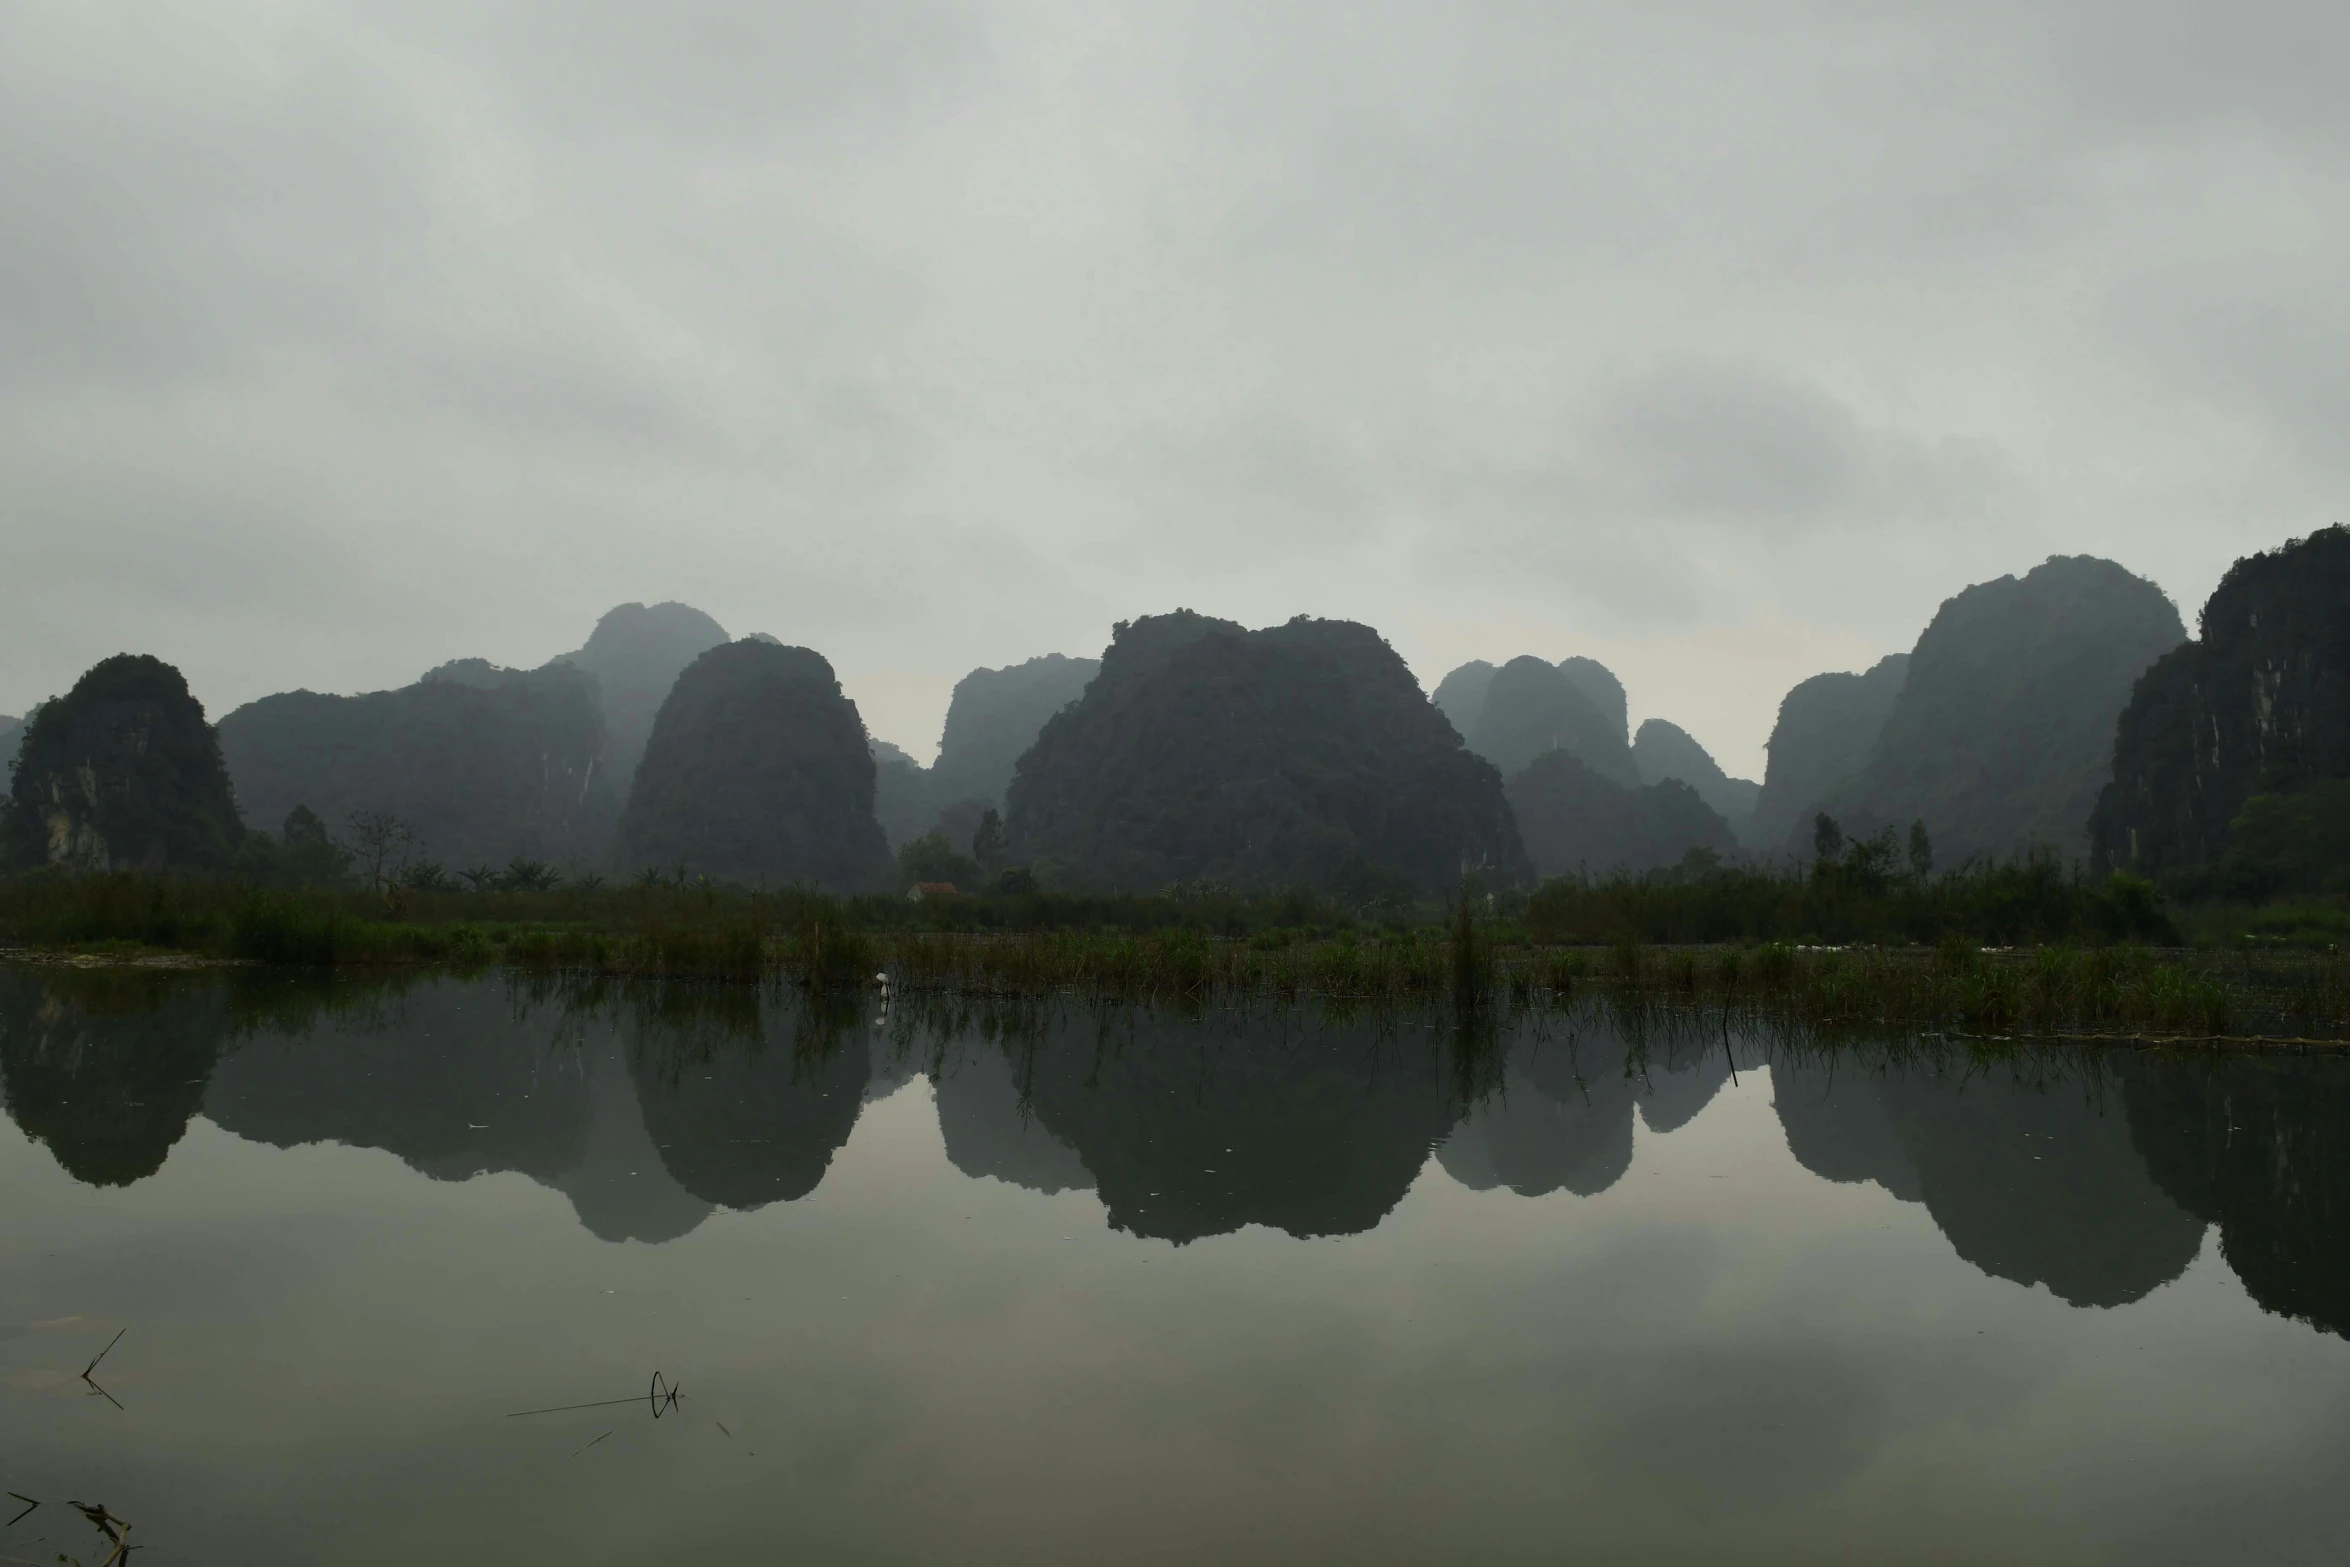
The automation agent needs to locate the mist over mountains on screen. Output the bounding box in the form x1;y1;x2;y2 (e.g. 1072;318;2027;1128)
5;535;2343;899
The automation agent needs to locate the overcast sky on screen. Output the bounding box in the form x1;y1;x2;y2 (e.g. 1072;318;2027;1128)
3;2;2341;773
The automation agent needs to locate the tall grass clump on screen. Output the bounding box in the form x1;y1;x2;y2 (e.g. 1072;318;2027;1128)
226;894;349;966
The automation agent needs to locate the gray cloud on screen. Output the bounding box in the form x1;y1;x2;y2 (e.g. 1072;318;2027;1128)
1587;361;2022;528
0;1;2339;775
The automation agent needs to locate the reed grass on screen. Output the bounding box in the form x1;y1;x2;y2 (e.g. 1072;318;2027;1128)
4;872;2345;1041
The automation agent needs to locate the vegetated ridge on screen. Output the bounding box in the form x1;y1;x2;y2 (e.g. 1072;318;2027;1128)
219;661;609;871
1463;656;1638;785
613;639;893;892
1557;656;1629;750
872;653;1099;849
554;601;730;802
1633;718;1761;825
2092;526;2350;896
1752;654;1910;852
2;655;243;873
1506;749;1739;879
1831;555;2185;863
1007;611;1527;895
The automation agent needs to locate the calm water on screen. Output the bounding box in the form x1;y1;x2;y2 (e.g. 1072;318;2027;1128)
2;966;2348;1564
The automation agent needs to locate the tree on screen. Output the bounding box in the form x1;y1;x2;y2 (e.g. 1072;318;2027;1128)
1813;812;1846;865
345;809;419;898
898;830;979;891
278;804;352;886
971;807;1007;872
1908;819;1934;880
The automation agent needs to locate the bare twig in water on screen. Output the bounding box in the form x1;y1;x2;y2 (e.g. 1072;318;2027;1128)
570;1431;613;1458
715;1421;731;1438
80;1327;126;1409
505;1396;650;1419
4;1493;34;1527
82;1328;125;1380
509;1371;682;1423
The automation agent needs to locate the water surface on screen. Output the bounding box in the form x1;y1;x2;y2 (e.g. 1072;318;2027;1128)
2;967;2346;1563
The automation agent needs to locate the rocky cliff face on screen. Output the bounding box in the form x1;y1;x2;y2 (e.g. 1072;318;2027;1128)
1465;656;1639;785
613;640;893;890
2091;527;2350;886
932;654;1099;809
3;655;243;873
1632;718;1760;824
1837;555;2184;863
556;601;729;801
219;661;609;870
1006;612;1527;894
1752;654;1911;851
0;714;21;780
1506;750;1739;880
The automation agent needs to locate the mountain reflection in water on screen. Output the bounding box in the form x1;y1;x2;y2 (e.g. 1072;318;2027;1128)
4;966;2350;1338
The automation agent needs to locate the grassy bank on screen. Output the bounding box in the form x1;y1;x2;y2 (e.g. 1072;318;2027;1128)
3;871;2345;1042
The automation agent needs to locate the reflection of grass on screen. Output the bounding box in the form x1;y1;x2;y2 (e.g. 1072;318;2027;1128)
880;931;2323;1042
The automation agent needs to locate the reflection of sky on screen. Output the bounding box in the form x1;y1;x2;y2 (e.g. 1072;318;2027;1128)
1;1057;2347;1564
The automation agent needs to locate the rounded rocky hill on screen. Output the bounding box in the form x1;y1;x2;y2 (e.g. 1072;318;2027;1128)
613;640;893;891
2092;526;2350;886
218;661;608;870
1831;556;2184;862
1005;612;1526;894
3;654;242;872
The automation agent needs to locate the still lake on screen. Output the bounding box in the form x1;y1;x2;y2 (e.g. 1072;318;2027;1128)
2;965;2347;1564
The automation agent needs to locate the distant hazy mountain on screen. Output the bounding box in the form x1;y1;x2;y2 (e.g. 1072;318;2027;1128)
1752;654;1910;852
0;714;21;779
555;601;729;800
219;661;609;870
4;655;243;873
1505;750;1738;880
614;640;893;890
1632;718;1760;824
1836;556;2184;863
1006;612;1526;894
1466;656;1638;785
933;654;1099;809
1430;660;1496;739
869;737;937;849
2092;527;2350;890
1557;656;1629;751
